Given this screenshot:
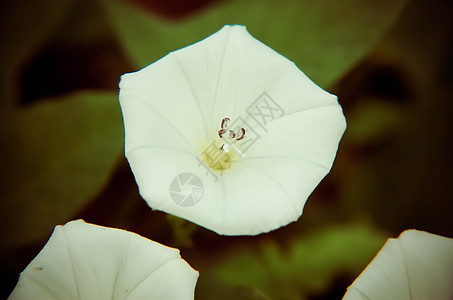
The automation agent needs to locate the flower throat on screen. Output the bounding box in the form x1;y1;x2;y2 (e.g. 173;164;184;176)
202;117;246;171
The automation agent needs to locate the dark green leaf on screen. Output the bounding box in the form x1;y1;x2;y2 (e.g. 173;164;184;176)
101;0;408;87
166;214;198;248
196;275;271;300
0;91;123;249
0;0;73;107
213;224;387;299
345;99;406;144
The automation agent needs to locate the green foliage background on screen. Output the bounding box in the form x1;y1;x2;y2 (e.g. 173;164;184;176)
1;0;452;299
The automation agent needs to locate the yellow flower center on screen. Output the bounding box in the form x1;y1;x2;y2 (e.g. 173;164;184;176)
202;147;235;171
200;117;246;172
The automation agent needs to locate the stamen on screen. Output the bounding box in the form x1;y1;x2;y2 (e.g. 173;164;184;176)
217;117;246;158
221;136;245;158
219;144;229;153
218;129;226;138
221;117;230;129
236;128;245;141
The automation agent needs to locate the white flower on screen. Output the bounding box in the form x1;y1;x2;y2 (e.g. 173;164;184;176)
343;230;453;300
9;220;198;300
119;24;346;235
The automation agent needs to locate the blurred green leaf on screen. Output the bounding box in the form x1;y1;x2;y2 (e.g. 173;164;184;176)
345;99;407;144
0;0;73;107
101;0;408;87
196;275;271;300
0;91;123;249
337;0;453;237
52;0;114;45
213;224;387;299
166;214;198;248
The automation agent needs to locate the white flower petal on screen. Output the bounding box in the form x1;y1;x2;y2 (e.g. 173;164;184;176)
119;24;346;235
343;230;453;300
9;220;198;300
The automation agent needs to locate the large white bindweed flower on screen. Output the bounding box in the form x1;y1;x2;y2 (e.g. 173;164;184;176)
119;24;346;235
343;230;453;300
9;220;198;300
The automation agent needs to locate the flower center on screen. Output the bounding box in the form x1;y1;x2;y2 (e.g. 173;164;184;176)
202;117;246;171
218;117;246;158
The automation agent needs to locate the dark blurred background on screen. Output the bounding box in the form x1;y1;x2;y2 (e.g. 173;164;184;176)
1;0;452;299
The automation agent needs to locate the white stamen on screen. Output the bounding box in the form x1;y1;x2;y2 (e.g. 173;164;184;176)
221;137;245;158
222;144;229;153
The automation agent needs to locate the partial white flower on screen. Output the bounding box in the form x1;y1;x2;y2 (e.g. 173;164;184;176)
9;220;198;300
343;230;453;300
119;24;346;235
